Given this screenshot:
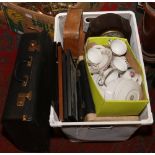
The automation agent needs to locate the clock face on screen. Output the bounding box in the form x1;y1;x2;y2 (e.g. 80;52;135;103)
101;30;125;38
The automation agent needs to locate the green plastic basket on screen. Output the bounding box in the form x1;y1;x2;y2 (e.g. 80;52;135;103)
84;37;148;116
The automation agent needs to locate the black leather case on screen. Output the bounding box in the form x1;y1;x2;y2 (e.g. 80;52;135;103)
2;32;57;152
2;32;95;152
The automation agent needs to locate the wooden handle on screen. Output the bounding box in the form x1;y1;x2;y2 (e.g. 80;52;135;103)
58;44;64;121
63;8;85;57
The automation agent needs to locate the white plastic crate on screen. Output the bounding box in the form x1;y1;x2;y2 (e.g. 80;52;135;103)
49;11;153;141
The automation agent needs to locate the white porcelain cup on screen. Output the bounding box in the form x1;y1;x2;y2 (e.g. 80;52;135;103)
110;39;127;56
121;69;142;85
111;56;128;72
87;44;112;73
87;45;104;64
104;69;119;86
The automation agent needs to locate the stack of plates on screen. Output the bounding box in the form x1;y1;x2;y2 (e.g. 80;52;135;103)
105;78;142;100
